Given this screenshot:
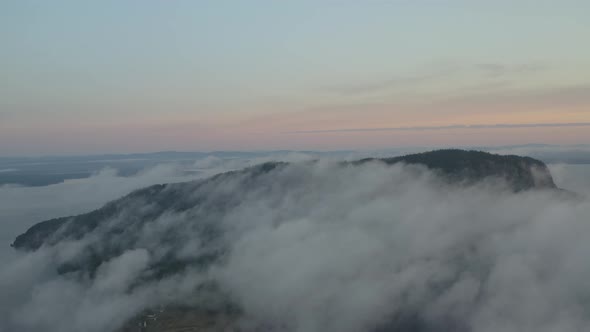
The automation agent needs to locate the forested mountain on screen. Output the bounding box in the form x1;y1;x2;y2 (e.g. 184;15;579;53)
10;150;568;332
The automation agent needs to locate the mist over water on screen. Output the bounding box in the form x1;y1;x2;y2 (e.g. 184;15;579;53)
0;152;318;262
0;157;589;332
550;164;590;196
0;165;205;263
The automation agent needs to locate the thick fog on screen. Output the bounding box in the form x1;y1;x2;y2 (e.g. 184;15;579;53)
0;152;316;262
0;164;207;263
0;157;590;332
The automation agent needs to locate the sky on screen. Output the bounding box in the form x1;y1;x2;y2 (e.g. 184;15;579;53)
2;0;590;155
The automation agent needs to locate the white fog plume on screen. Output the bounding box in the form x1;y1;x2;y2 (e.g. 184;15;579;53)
0;160;589;332
192;152;317;172
0;163;213;262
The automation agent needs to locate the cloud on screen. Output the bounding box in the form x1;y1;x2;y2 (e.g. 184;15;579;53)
193;152;316;172
549;164;590;196
329;65;461;95
475;63;545;77
439;84;590;111
0;159;589;331
328;62;546;96
0;163;215;263
485;144;590;165
286;122;590;134
0;152;320;262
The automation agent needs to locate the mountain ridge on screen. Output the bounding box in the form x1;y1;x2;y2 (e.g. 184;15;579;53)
12;149;559;253
11;149;558;255
8;149;574;332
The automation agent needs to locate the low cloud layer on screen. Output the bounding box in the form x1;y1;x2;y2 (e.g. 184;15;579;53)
0;159;589;332
0;163;212;262
0;151;320;257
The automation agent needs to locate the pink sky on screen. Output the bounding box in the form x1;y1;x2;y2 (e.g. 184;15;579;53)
3;2;590;155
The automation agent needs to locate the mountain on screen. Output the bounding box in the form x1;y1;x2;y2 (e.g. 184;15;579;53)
9;149;568;332
11;149;563;287
12;149;557;254
358;149;556;190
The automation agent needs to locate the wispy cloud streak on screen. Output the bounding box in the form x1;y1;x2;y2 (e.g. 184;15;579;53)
287;122;590;134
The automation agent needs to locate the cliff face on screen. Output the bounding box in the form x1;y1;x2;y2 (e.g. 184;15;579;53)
12;150;557;255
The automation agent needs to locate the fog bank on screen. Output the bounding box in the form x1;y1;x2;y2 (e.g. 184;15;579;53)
0;160;589;332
